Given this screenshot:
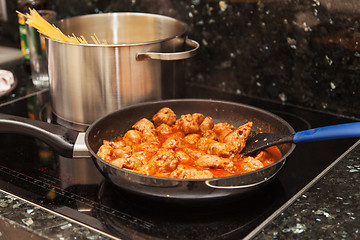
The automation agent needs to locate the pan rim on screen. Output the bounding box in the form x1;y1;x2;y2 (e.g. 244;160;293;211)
85;98;296;183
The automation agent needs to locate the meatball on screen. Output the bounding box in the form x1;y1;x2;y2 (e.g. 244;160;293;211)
111;156;142;171
184;133;201;145
202;129;217;140
134;142;159;153
162;135;186;149
142;129;160;145
196;154;235;172
97;145;113;162
137;162;157;175
213;122;234;142
132;118;155;132
238;122;252;138
197;137;234;157
174;114;200;134
123;130;142;147
102;139;126;149
130;151;153;165
150;149;179;173
152;107;177;126
199;116;214;133
240;156;264;172
170;165;213;179
175;151;192;164
182;147;205;159
192;113;205;125
112;146;132;158
207;141;235;157
156;123;173;136
223;122;253;152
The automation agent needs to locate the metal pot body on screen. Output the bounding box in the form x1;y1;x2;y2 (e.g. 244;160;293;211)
46;13;199;130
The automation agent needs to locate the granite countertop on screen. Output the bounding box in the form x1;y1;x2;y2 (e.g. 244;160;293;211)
0;132;358;239
252;140;360;240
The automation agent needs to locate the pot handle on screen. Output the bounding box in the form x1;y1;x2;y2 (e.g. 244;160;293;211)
136;38;200;61
0;113;81;158
204;163;284;189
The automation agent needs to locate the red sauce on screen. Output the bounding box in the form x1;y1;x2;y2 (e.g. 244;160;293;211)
97;109;283;179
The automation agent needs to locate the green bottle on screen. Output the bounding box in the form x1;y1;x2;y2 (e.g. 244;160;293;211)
18;12;30;61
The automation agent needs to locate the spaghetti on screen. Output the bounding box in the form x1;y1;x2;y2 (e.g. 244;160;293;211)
17;8;107;44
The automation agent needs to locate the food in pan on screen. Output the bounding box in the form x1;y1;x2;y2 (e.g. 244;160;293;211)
97;107;282;179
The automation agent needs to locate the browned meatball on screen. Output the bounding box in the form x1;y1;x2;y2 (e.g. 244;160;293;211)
199;116;214;133
111;156;142;171
142;129;160;145
152;107;177;126
102;139;126;149
132;118;155;132
137;162;157;175
134;142;159;153
170;165;213;179
197;137;234;157
196;154;236;172
175;151;192;164
174;114;200;134
213;122;234;141
184;133;201;145
207;141;235;157
123;130;142;147
238;122;253;138
130;151;153;165
150;149;179;173
202;129;217;140
112;146;132;158
162;135;186;149
240;156;264;172
182;147;205;159
223;122;253;152
156;123;173;136
192;113;205;125
97;145;113;162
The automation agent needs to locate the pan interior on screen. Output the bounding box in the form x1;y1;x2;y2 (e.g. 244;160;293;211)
87;99;295;164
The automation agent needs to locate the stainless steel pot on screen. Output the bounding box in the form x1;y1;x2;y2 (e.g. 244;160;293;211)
46;12;199;131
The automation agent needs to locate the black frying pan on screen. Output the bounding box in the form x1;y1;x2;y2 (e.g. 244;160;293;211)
0;99;295;201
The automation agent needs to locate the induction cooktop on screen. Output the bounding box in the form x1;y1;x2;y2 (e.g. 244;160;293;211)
0;85;357;240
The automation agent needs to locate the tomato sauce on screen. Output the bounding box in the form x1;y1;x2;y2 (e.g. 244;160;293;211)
97;108;283;179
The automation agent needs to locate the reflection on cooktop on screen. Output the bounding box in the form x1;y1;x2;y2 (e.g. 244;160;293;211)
97;179;287;240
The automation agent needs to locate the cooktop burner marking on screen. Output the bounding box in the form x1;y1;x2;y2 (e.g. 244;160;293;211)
0;164;154;230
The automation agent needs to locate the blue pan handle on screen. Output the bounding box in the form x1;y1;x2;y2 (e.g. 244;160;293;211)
293;122;360;143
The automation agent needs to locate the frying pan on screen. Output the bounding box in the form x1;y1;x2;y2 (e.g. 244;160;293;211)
0;99;295;201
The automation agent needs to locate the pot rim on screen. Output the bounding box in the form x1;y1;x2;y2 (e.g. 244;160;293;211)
47;12;189;47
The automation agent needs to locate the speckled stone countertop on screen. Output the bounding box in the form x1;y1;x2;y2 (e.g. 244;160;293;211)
252;140;360;240
0;141;358;239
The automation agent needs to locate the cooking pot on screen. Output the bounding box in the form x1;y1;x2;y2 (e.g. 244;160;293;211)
46;13;199;131
0;99;296;202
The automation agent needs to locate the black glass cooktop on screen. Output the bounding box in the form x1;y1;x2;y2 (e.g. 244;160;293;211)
0;86;357;240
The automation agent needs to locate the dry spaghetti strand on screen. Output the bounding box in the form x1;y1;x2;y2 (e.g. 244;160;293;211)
16;8;105;44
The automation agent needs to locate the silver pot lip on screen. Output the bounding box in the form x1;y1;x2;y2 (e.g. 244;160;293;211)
46;12;189;47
